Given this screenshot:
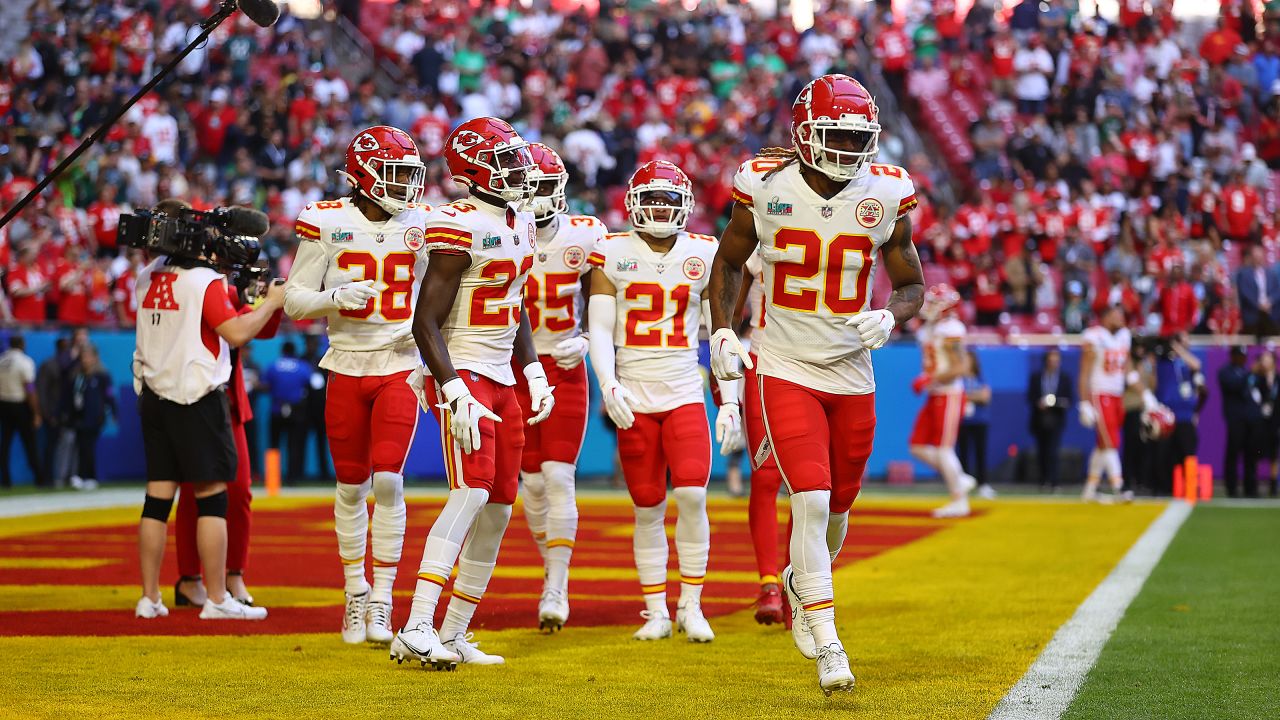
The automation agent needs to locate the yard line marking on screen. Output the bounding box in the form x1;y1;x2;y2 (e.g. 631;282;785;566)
988;501;1192;720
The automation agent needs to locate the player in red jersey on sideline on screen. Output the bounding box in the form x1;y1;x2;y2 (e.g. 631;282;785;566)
514;143;604;631
283;125;431;646
706;75;925;695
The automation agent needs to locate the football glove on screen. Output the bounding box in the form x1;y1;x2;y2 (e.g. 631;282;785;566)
436;376;502;454
1078;400;1097;429
911;374;933;395
845;309;896;350
331;279;378;311
549;335;590;370
523;362;556;425
710;328;753;381
601;379;637;430
715;402;744;456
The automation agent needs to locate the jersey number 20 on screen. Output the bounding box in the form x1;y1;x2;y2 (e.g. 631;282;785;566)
771;229;873;314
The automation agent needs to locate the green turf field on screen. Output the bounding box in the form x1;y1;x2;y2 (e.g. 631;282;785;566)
1065;505;1280;720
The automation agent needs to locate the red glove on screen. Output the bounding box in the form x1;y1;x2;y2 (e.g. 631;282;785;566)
911;374;932;395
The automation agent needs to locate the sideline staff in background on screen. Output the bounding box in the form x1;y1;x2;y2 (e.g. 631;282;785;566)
0;335;46;488
1152;334;1206;496
132;198;282;621
1028;348;1072;492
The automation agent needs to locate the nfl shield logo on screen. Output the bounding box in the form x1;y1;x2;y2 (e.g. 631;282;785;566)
821;206;834;219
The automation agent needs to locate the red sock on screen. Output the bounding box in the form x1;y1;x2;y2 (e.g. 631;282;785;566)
175;484;200;578
226;421;253;572
747;466;784;583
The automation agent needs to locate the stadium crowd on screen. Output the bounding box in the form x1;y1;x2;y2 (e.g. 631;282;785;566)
0;0;1272;338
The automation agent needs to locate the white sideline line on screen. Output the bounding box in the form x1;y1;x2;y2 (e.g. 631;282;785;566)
988;501;1192;720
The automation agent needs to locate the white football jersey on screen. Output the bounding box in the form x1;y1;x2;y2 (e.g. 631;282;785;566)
589;230;717;413
526;214;605;355
917;316;966;395
1082;325;1131;397
425;198;537;386
733;159;917;394
287;197;431;376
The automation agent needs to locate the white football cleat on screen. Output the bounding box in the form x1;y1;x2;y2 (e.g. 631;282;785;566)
365;600;394;644
1120;489;1135;504
632;609;673;641
676;600;715;643
135;596;169;619
538;588;569;632
444;631;505;665
341;591;369;643
816;643;856;696
959;473;977;495
390;621;460;670
932;499;971;518
976;484;998;500
781;566;817;659
1082;485;1099;502
200;595;268;620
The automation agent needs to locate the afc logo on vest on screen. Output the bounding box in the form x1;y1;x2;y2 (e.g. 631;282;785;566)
141;272;181;324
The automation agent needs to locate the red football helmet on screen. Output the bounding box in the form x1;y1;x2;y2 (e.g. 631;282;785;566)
443;117;534;203
1140;403;1176;441
792;74;881;180
921;283;961;321
525;143;568;222
625;160;694;238
340;125;425;215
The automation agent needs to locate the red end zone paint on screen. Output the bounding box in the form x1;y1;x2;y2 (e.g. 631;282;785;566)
0;499;958;637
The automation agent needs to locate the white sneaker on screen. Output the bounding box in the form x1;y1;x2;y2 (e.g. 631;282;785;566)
932;499;971;518
1120;490;1135;504
1082;485;1099;502
816;643;856;696
135;596;169;619
976;484;998;499
632;609;673;640
341;591;368;644
538;588;569;632
200;595;268;620
959;473;977;495
676;600;715;642
390;620;460;670
444;631;505;665
781;565;817;659
365;600;394;644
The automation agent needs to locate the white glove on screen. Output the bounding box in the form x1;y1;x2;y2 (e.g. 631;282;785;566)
549;335;589;370
406;367;433;413
845;309;896;350
715;402;744;456
1078;400;1096;428
710;328;753;381
523;362;556;425
436;377;501;454
331;279;378;311
388;322;414;345
601;379;637;430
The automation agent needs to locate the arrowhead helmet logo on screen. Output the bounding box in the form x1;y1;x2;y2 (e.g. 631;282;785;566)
353;133;380;153
451;130;484;152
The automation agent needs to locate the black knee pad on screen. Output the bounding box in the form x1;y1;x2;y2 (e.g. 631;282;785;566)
141;494;175;522
195;490;229;518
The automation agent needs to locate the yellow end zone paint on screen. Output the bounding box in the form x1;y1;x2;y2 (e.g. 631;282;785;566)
0;499;1162;720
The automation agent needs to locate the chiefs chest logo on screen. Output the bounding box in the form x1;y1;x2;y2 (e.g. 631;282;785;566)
404;227;425;252
563;246;586;269
856;198;884;228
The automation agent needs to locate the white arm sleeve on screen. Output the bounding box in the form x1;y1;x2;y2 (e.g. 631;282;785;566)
588;294;619;387
283;239;339;320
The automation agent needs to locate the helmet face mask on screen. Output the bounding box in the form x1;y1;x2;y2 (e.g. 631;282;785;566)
485;143;535;203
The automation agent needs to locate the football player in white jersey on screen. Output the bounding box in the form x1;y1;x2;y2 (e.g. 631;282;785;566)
705;74;926;695
586;160;743;644
514;143;604;631
283;125;431;645
908;284;980;518
1079;305;1134;502
392;117;555;669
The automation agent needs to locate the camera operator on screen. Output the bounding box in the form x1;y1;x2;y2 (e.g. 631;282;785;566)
132;198;282;620
1151;334;1207;496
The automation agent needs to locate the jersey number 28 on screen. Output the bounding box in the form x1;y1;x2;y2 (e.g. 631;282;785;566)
335;251;415;320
